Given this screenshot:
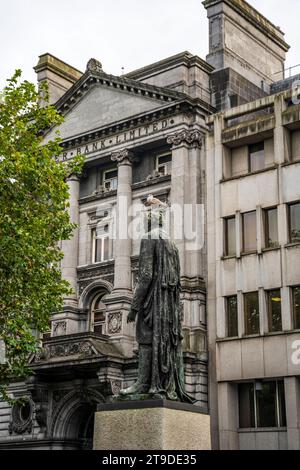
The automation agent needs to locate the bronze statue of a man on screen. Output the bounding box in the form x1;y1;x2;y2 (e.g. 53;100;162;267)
120;199;194;403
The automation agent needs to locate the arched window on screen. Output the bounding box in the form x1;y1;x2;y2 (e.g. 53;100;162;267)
90;293;106;334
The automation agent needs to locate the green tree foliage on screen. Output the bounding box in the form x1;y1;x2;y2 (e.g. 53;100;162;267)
0;70;83;401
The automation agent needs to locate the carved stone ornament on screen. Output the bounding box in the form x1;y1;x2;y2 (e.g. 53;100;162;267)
107;312;122;334
86;58;103;73
9;399;34;435
167;129;203;148
110;380;122;396
111;149;136;165
52;320;67;336
33;340;95;362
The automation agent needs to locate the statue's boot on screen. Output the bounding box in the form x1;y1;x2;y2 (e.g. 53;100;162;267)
120;345;152;395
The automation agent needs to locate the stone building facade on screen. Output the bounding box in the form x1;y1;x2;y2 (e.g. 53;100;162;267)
0;0;299;450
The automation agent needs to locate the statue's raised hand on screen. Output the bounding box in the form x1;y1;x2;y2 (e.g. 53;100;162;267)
127;309;137;323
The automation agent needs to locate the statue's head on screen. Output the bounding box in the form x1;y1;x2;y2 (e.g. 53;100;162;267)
143;194;167;233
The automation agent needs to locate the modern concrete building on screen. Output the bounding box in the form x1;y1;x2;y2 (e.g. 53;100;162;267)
0;0;299;450
207;87;300;450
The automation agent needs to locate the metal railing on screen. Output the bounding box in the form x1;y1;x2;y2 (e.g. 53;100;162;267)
273;64;300;79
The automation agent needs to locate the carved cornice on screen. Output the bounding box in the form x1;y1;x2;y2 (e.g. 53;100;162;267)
167;129;203;148
111;149;136;165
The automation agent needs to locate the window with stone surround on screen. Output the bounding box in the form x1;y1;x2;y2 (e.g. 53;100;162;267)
244;291;260;336
90;293;106;334
289;202;300;244
156;152;172;177
249;142;265;172
266;289;282;332
226;295;238;337
224;216;236;256
292;286;300;330
242;211;257;253
238;380;286;429
102;167;118;192
264;207;279;249
92;225;110;263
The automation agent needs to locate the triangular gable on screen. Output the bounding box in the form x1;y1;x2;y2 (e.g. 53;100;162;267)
45;65;184;141
49;84;171;141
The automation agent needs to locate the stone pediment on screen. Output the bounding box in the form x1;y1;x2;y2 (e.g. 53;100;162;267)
47;65;184;141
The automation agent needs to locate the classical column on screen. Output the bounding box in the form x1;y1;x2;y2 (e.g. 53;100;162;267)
167;128;206;378
61;174;80;306
111;149;135;294
167;129;203;277
103;149;135;356
51;174;80;337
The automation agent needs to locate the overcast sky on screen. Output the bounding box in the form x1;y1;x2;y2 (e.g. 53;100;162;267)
0;0;299;88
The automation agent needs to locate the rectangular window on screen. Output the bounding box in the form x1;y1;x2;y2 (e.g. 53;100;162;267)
93;226;110;263
239;380;286;429
264;208;279;248
156;153;172;177
225;217;236;256
267;289;282;332
289;203;300;244
249;142;265;172
242;211;257;253
226;296;238;337
292;286;300;329
244;292;260;336
103;168;118;192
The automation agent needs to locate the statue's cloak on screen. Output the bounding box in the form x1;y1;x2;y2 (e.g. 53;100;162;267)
131;228;194;403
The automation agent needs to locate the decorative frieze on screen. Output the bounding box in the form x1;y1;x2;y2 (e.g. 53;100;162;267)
167;129;203;148
34;340;95;362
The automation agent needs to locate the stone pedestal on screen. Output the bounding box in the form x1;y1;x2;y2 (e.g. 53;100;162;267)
93;400;211;450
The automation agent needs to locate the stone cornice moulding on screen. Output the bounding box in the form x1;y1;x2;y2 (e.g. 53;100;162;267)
167;129;203;148
54;65;186;116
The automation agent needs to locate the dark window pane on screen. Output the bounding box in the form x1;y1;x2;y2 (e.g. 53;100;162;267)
293;287;300;329
95;236;102;263
277;380;287;427
225;217;236;256
104;169;118;179
238;383;255;428
267;289;282;332
244;292;260;335
93;324;103;334
249;142;265;172
227;296;238;337
239;380;286;430
103;237;109;261
265;208;278;248
94;311;105;323
256;381;277;427
290;203;300;243
243;211;257;252
158;154;172;164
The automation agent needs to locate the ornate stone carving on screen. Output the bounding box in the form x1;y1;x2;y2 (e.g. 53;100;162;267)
9;399;34;435
33;340;95;362
86;58;103;73
52;321;67;336
167;129;203;148
107;312;122;334
47;341;94;359
111;149;136;164
110;380;122;396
